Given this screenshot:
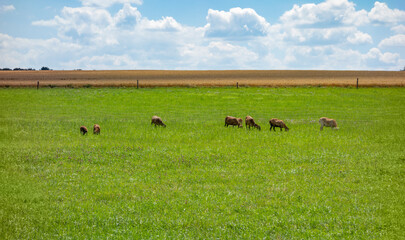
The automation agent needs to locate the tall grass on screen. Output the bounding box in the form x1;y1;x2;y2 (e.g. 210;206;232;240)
0;87;404;239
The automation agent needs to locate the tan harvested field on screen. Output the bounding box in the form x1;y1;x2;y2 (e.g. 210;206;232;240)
0;70;404;87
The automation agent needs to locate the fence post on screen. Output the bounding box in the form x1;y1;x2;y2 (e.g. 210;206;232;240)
137;79;139;89
356;78;359;89
237;82;239;89
37;81;39;90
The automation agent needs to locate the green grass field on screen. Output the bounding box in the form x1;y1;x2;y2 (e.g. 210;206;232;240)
1;87;404;239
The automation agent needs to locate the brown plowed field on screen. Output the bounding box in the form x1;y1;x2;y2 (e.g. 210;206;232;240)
1;70;404;87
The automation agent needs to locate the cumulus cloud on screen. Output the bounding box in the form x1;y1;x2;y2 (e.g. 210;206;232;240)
204;7;270;38
368;2;405;25
280;0;405;27
80;0;142;8
366;48;400;64
33;6;115;44
282;26;373;45
139;17;182;31
378;34;405;48
347;31;373;44
114;3;141;28
32;3;183;44
280;0;369;27
277;0;376;47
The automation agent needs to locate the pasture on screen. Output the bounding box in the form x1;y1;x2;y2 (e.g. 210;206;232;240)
0;87;404;239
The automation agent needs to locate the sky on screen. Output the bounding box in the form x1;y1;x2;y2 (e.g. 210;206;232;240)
0;0;404;70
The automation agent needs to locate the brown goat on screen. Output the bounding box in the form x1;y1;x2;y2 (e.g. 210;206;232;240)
269;118;289;131
225;116;243;128
151;116;166;127
319;117;338;131
80;126;88;135
245;115;261;130
93;124;100;134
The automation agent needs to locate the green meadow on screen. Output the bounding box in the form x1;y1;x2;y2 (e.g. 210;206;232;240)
0;87;404;239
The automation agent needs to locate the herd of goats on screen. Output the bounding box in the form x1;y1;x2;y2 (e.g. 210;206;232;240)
79;116;338;135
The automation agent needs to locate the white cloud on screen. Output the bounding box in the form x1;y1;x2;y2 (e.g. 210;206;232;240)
204;7;270;37
391;24;405;34
280;0;405;27
279;45;402;70
282;26;371;45
0;5;15;12
347;31;373;44
32;6;115;44
80;0;142;8
366;48;400;64
0;33;82;68
378;34;405;48
277;1;376;47
369;2;405;25
139;17;182;31
280;0;369;26
32;4;182;44
114;3;141;28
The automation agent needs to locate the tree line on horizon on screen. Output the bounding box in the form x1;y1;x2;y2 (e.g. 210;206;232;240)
1;67;52;71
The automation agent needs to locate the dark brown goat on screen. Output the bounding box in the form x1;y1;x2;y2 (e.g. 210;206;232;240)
80;126;88;135
269;118;289;131
151;116;166;127
245;115;261;130
225;116;243;128
93;124;100;134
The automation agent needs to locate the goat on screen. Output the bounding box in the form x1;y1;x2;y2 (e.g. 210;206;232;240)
80;126;88;135
151;116;166;127
245;116;261;130
269;118;289;131
225;116;243;128
319;117;338;131
93;124;100;134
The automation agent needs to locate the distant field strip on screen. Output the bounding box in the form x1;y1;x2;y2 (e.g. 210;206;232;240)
1;70;404;87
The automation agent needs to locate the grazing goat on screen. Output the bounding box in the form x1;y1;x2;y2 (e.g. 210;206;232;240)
93;124;100;134
151;116;166;127
319;117;338;131
245;116;261;130
80;126;88;135
225;116;243;128
269;118;289;131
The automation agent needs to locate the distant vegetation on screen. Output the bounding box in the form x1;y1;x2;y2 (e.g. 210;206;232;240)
1;67;36;71
0;66;52;71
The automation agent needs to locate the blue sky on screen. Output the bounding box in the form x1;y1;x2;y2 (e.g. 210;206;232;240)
1;0;404;70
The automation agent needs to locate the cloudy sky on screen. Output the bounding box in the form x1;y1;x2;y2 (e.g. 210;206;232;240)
0;0;404;70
